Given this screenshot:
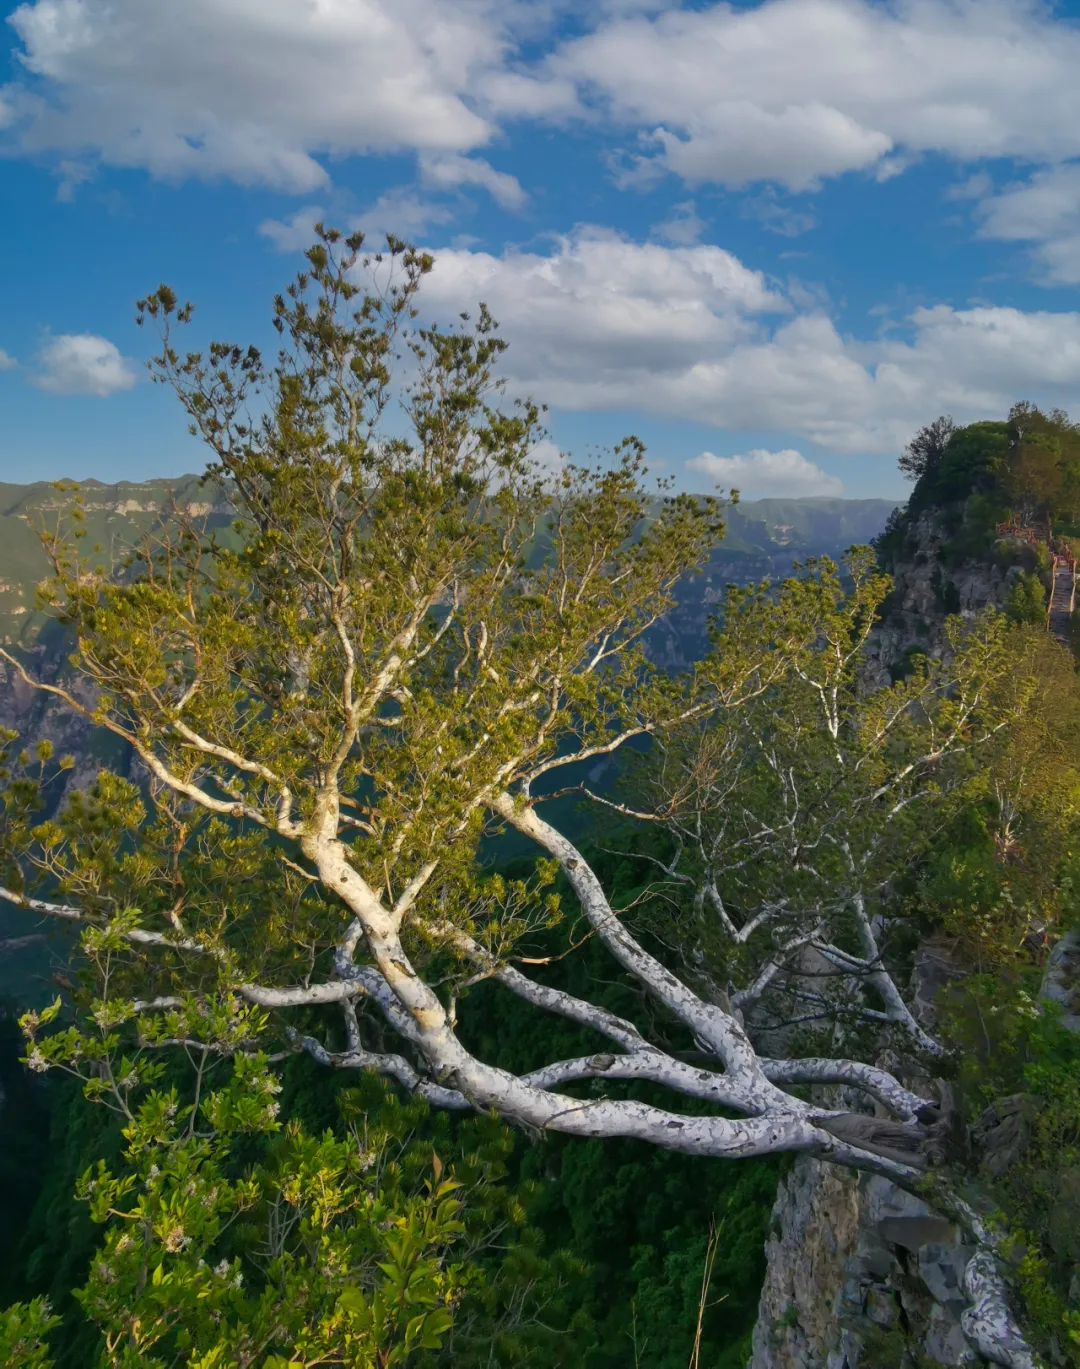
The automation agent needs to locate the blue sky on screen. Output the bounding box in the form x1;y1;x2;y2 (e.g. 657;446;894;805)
3;0;1080;499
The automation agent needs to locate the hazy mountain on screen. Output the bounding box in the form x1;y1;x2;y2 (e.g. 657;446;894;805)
0;478;896;670
0;477;234;646
0;481;896;651
650;495;898;668
720;497;899;552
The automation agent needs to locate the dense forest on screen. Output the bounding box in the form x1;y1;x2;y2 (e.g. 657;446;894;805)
2;230;1080;1368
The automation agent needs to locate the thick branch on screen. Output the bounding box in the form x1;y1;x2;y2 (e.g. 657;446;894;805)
761;1057;934;1123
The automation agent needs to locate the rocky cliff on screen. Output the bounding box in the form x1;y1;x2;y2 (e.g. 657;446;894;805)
745;492;1076;1369
866;502;1052;688
750;1158;977;1369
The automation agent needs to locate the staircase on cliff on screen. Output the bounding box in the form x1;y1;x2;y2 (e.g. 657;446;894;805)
996;520;1077;643
1048;548;1077;644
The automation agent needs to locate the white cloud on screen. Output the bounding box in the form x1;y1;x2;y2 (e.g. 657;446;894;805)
419;154;526;210
527;437;567;486
946;170;993;202
257;160;523;257
258;205;325;253
0;349;16;371
415;228;1080;454
687;447;843;498
3;0;520;189
259;189;458;254
740;188;817;237
422;226;788;377
530;0;1080;190
9;0;1080;201
974;162;1080;284
652;200;706;245
33;334;137;396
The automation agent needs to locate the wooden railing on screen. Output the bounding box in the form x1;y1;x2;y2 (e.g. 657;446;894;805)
994;521;1076;637
1047;550;1078;639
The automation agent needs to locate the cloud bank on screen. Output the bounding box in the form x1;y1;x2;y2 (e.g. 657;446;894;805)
415;229;1080;455
536;0;1080;190
2;0;519;189
687;447;843;498
33;334;137;396
6;0;1080;199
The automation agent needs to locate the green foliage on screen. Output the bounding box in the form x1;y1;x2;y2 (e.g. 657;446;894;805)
515;1133;774;1368
1;998;768;1369
898;628;1080;972
0;1016;52;1294
628;552;1029;1051
1005;569;1047;625
1;1051;474;1369
454;884;776;1367
0;1039;586;1369
909;419;1010;512
941;984;1080;1363
856;1322;934;1369
896;403;1080;535
898;415;956;484
0;1296;60;1369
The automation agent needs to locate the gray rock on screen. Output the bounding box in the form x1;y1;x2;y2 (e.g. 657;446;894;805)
1040;930;1080;1032
750;1160;985;1369
918;1243;973;1312
925;1302;978;1364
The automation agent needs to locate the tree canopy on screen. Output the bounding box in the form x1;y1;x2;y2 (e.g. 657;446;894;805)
0;227;1059;1367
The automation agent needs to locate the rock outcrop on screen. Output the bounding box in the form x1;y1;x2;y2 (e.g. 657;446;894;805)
866;509;1042;688
750;1158;978;1368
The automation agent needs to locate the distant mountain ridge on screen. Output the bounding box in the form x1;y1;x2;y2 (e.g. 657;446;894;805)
719;497;898;552
0;476;896;650
0;476;234;645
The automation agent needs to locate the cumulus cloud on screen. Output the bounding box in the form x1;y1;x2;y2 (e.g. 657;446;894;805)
421;226;787;375
415;228;1080;453
532;0;1080;190
2;0;519;189
687;448;843;498
7;0;1080;201
419;154;526;211
651;200;706;245
974;162;1080;284
0;349;16;371
33;334;137;396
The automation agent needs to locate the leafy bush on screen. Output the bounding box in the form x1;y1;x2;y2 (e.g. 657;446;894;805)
1005;570;1046;625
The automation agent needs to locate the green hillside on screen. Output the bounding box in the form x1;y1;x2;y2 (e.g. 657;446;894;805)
0;477;233;645
0;480;894;647
721;496;897;551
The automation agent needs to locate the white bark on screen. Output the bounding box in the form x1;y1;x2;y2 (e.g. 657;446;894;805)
760;1058;934;1123
962;1252;1040;1369
491;794;785;1106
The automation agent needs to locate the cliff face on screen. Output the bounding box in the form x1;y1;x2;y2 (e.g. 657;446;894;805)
750;1159;977;1369
747;940;982;1367
865;506;1041;689
747;499;1054;1369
